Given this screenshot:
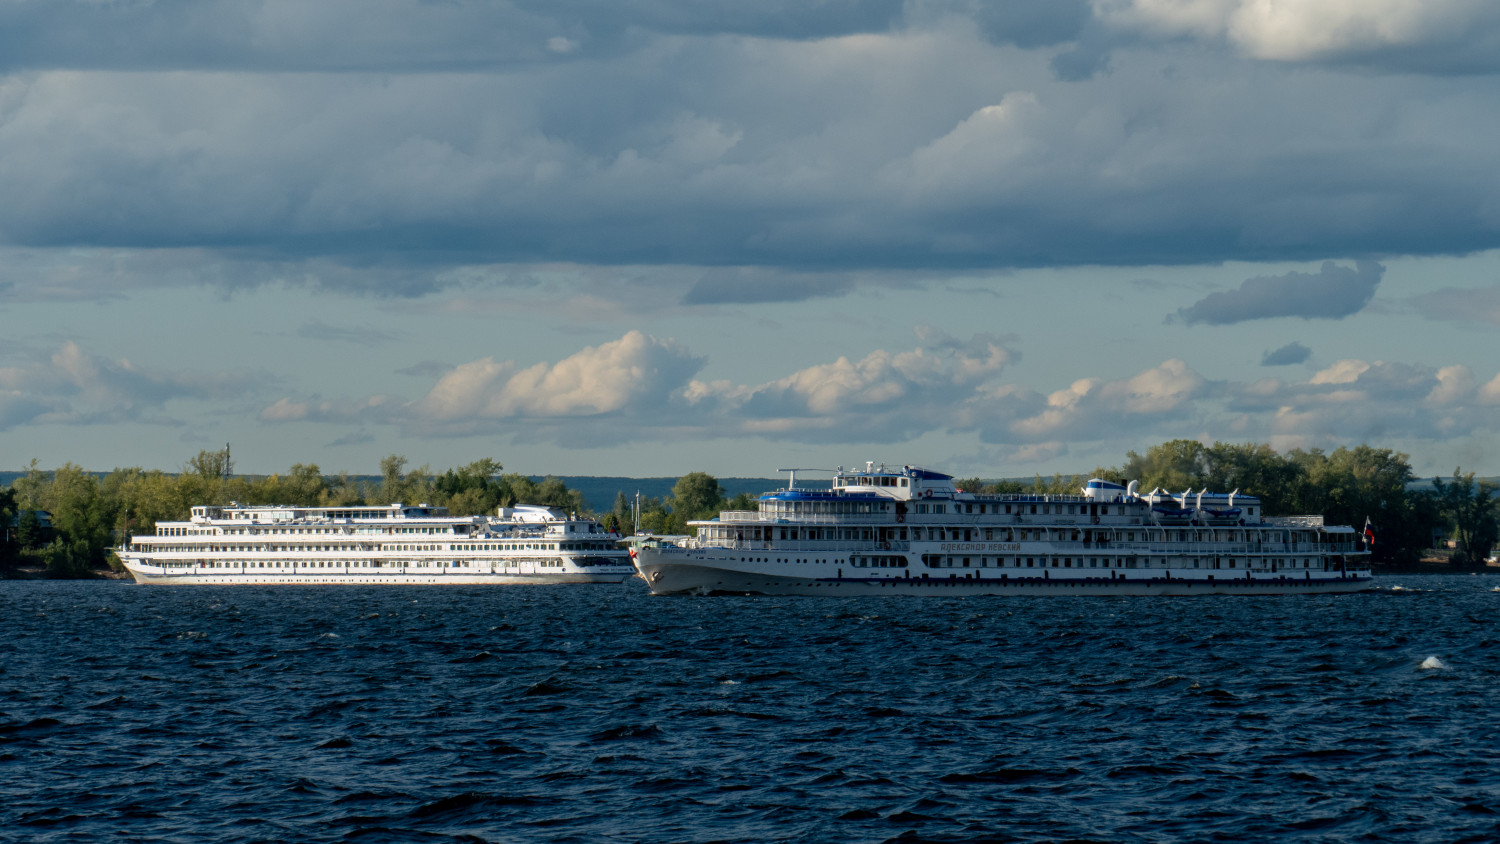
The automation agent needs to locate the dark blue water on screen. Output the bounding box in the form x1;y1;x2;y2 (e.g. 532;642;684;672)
3;576;1499;843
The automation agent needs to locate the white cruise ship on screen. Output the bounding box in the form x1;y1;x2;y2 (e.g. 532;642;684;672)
632;463;1374;596
118;502;634;585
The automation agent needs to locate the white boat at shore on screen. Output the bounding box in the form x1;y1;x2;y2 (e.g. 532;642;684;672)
118;502;634;585
632;464;1373;596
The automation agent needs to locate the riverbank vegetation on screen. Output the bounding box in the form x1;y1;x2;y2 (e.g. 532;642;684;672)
3;441;1495;577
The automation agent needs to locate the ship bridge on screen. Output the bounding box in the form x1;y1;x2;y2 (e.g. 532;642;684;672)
829;463;956;500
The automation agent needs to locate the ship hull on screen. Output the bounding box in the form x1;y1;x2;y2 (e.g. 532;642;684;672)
634;555;1372;597
122;562;633;586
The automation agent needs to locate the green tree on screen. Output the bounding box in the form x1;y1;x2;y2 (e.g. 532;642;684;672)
11;459;47;510
725;492;757;511
1291;445;1425;565
178;446;236;508
1432;469;1499;567
496;474;537;508
250;463;329;507
40;464;117;573
375;455;434;505
43;539;95;579
379;455;408;503
322;472;367;507
1028;473;1083;495
612;491;633;531
672;472;724;521
186;445;234;479
0;487;19;567
15;508;44;550
108;467;188;536
954;477;987;494
636;495;683;535
434;458;505;514
1119;439;1210;492
1202;442;1304;516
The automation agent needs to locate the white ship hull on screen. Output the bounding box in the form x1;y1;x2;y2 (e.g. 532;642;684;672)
634;551;1373;597
123;560;633;586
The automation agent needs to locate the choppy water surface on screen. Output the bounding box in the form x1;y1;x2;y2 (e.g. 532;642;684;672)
3;576;1499;842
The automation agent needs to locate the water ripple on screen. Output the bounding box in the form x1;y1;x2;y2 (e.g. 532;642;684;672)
3;576;1500;841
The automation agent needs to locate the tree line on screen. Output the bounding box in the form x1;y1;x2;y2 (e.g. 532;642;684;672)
954;440;1497;568
1;448;586;578
3;440;1496;577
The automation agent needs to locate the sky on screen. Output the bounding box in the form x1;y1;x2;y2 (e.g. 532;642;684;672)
2;0;1500;482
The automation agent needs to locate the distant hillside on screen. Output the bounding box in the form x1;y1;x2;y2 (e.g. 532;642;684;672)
0;470;808;514
5;469;1491;513
560;477;814;513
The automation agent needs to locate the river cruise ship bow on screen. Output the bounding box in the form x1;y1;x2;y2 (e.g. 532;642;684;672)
119;502;634;585
632;463;1373;596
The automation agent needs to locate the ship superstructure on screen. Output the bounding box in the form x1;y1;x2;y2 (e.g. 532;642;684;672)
118;502;633;585
633;463;1373;596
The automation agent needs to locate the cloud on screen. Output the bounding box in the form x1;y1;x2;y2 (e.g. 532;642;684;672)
411;331;704;428
326;429;375;447
1170;261;1382;325
684;329;1020;442
395;360;453;377
1095;0;1500;72
1310;359;1370;385
2;6;1500;285
1261;342;1311;366
1004;359;1208;441
1409;284;1500;325
1480;373;1500;405
1427;365;1474;406
1219;357;1500;450
294;320;400;347
0;341;264;430
258;328;1022;445
248;329;1500;465
258;395;398;424
681;268;859;305
0;1;911;74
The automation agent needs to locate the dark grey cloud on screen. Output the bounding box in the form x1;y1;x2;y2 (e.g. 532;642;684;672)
1170;261;1383;326
395;360;453;378
0;0;907;73
327;430;375;447
3;6;1500;291
1409;285;1500;326
1261;342;1311;366
681;269;857;305
294;320;400;348
905;0;1091;49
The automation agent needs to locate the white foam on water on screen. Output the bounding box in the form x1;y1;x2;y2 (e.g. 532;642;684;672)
1420;656;1447;670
